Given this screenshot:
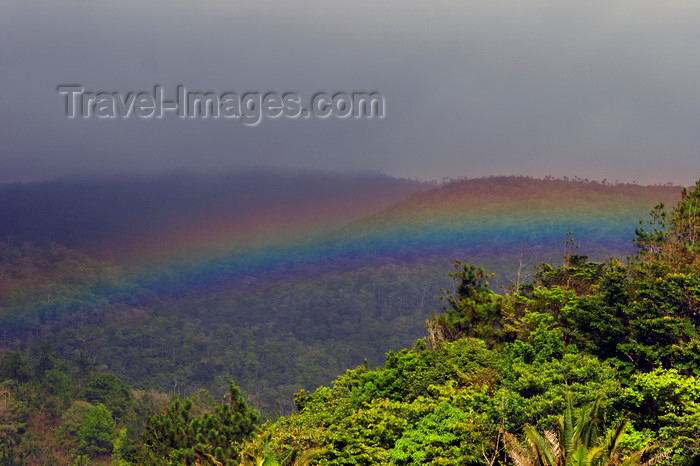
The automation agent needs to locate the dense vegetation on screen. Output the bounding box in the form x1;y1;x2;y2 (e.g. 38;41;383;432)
241;181;700;464
1;176;698;464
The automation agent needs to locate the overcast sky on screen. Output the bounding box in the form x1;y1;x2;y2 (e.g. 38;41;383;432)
2;1;700;184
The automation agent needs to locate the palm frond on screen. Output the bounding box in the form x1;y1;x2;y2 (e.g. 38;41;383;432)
504;430;536;466
524;425;556;466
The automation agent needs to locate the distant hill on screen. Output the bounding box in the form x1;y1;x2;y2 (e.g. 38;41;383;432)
325;176;682;264
0;169;428;264
0;173;680;273
361;176;680;223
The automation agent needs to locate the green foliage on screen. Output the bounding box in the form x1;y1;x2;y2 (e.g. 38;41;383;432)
59;400;94;436
626;368;700;463
508;311;564;363
112;427;131;465
139;381;259;465
78;373;133;421
253;338;628;464
390;386;489;465
0;350;31;383
0;347;165;464
77;403;115;457
428;260;503;346
0;383;28;463
635;180;700;272
499;352;623;429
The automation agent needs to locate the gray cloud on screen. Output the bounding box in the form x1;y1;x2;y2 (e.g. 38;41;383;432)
2;1;700;184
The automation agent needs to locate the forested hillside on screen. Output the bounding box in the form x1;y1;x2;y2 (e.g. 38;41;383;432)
194;180;700;464
0;176;695;464
0;177;682;413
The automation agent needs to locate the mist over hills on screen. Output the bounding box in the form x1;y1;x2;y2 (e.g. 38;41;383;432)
0;172;684;413
1;171;680;269
0;169;428;264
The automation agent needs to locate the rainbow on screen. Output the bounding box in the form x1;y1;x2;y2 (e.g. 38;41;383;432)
127;178;682;295
0;177;684;332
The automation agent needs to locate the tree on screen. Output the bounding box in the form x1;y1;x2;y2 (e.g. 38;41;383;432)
140;381;259;465
112;427;131;465
427;261;502;346
77;403;115;457
79;373;132;421
57;400;93;448
635;180;700;273
0;384;28;464
0;350;31;384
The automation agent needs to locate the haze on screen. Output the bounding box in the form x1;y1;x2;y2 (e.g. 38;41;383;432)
2;1;700;184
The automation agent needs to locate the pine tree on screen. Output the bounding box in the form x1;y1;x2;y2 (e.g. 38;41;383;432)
77;403;115;457
140;381;259;464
